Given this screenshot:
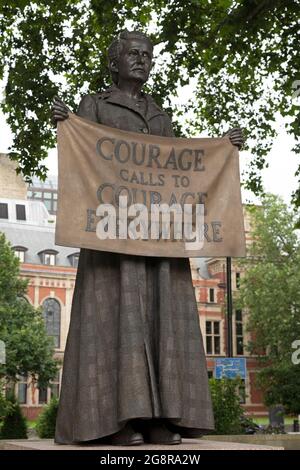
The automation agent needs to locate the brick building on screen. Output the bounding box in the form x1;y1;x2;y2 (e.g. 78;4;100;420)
0;196;78;419
189;208;266;415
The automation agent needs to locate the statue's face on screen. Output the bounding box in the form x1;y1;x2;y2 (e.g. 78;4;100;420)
117;38;153;85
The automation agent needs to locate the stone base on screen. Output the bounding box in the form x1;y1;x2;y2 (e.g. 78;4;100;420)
0;438;283;451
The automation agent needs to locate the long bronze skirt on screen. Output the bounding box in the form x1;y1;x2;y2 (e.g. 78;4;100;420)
55;250;214;443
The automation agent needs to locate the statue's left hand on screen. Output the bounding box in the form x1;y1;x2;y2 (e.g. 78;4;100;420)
224;128;245;150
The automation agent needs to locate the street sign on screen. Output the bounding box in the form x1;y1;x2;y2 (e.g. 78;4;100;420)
215;358;246;379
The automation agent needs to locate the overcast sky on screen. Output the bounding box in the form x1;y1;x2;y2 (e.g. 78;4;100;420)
0;105;298;206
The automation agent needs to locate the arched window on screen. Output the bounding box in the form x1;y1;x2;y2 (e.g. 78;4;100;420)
42;298;61;348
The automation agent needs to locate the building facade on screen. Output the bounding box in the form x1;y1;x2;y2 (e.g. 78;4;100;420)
27;176;58;215
0;187;78;419
190;208;266;415
0;153;27;200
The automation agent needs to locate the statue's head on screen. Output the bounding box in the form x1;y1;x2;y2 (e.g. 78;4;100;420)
108;30;153;85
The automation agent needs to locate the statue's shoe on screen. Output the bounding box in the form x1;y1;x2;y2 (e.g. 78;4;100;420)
167;423;204;438
106;423;144;446
143;422;181;445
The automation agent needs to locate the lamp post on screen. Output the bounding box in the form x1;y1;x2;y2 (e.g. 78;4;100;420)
218;257;233;357
226;257;233;358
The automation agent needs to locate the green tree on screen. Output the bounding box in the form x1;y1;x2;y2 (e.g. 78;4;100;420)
0;380;13;422
0;1;299;202
236;194;300;413
209;378;245;434
0;232;58;393
0;395;28;439
36;396;59;438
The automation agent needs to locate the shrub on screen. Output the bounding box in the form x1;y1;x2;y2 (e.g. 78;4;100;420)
0;391;12;422
0;396;27;439
209;378;246;435
36;397;59;438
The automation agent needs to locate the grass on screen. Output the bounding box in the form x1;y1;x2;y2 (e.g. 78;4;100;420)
251;416;297;425
27;419;37;429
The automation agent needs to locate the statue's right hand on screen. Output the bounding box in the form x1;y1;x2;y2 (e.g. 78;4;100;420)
51;96;69;126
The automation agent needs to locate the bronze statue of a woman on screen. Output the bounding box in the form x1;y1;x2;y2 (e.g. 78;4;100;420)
52;30;244;446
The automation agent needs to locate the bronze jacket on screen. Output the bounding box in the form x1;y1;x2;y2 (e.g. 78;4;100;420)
76;85;174;137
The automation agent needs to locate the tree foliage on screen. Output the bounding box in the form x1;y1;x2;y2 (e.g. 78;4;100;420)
258;363;300;414
209;378;245;434
237;194;300;413
0;232;58;388
0;380;13;421
0;395;28;439
36;396;58;438
0;1;299;202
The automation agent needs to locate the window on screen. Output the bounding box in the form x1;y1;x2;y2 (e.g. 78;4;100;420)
16;204;26;221
236;272;241;289
13;246;27;263
44;253;55;265
38;387;48;404
68;253;80;268
51;370;61;399
30;191;42;198
28;188;58;214
15;250;25;262
43;200;52;211
206;321;221;355
236;309;244;355
42;298;61;348
5;381;15;398
209;288;215;303
39;250;57;265
238;379;246;404
17;376;27;404
207;370;214;379
0;203;8;219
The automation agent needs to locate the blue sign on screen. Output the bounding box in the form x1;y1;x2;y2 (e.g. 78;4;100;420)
215;358;246;379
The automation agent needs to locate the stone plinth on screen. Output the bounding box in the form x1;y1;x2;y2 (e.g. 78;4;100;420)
0;438;283;451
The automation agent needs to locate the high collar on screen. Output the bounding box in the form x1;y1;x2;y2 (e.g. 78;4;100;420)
99;85;165;121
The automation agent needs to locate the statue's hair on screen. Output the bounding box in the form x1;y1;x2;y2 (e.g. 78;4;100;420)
107;29;153;84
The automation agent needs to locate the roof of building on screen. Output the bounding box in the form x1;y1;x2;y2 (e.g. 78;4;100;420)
0;223;78;266
0;198;78;267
